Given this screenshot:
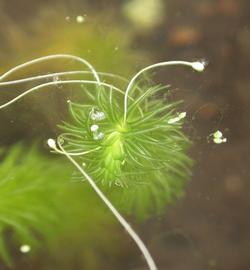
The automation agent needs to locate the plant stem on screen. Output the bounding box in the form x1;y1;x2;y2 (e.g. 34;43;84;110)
0;80;123;109
0;54;101;84
123;60;205;124
0;71;129;86
52;139;158;270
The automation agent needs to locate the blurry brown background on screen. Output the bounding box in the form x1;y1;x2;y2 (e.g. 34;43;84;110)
0;0;249;269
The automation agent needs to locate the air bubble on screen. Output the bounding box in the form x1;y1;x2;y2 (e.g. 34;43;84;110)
90;109;106;121
90;124;99;132
93;132;104;141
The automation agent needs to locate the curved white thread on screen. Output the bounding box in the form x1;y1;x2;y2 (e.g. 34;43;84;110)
48;138;157;270
0;71;87;86
0;79;144;117
0;71;129;86
0;80;125;109
123;60;205;124
0;54;101;84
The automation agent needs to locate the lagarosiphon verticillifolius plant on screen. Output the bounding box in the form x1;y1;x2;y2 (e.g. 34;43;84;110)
58;84;190;220
0;55;205;270
0;142;123;269
0;143;72;267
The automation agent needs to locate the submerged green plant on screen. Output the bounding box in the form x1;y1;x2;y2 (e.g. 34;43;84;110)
0;143;121;269
0;144;72;266
0;55;205;270
58;85;191;220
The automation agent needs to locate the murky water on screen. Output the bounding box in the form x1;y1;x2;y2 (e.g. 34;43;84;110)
0;1;249;270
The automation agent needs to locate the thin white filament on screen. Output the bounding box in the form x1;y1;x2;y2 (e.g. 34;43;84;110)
0;79;144;117
50;139;157;270
0;80;125;109
0;54;101;84
123;60;205;124
0;71;129;86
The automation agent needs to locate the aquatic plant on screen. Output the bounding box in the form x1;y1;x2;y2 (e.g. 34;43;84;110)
0;142;121;269
0;144;72;266
0;55;205;270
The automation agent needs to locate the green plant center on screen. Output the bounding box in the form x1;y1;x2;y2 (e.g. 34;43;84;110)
101;130;125;185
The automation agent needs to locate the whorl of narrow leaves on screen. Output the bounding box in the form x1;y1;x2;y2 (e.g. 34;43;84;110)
59;84;192;219
0;55;205;270
0;144;72;266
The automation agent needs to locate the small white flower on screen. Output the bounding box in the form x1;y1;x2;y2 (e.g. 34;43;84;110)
168;112;187;124
20;244;31;253
192;61;205;72
168;117;180;124
213;130;223;139
76;15;85;24
47;138;56;149
178;112;187;119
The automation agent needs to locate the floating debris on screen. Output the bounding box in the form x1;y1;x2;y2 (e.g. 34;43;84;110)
212;130;227;144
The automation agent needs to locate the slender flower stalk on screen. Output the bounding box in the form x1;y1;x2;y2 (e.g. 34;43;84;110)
0;54;101;84
123;60;205;124
0;71;129;86
48;138;158;270
0;80;124;109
